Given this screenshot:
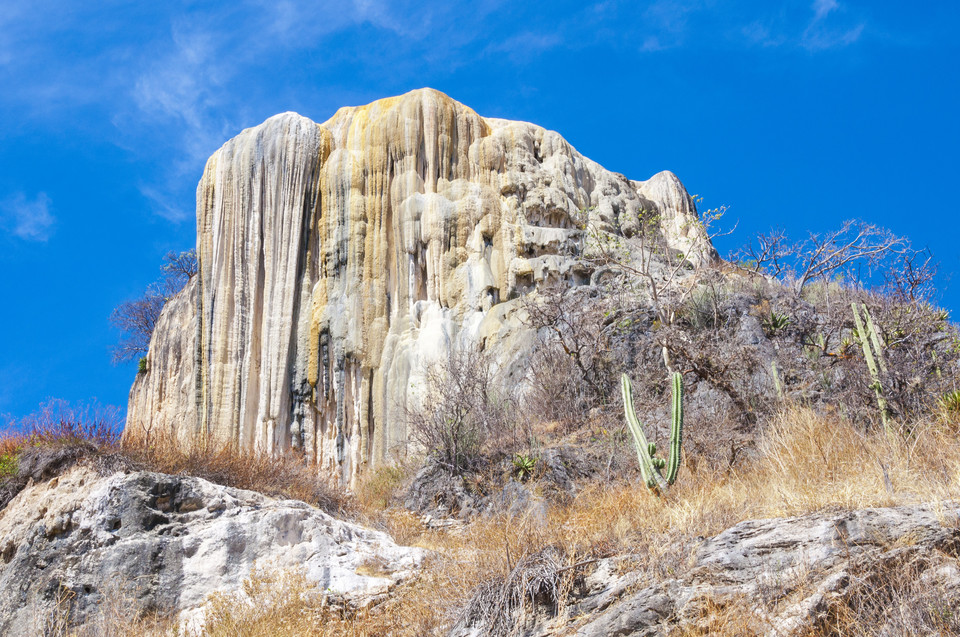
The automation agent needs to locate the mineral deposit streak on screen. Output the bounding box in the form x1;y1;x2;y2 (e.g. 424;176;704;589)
126;88;714;486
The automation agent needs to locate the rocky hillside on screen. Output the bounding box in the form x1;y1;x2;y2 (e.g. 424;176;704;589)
127;88;714;487
1;433;958;636
4;89;959;636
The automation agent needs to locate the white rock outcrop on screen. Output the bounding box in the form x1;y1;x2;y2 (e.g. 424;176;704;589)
0;466;424;636
126;88;714;485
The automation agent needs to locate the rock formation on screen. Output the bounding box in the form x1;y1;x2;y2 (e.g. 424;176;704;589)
0;465;424;636
126;88;714;485
453;503;960;636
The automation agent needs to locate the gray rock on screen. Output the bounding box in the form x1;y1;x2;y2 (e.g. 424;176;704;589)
403;462;479;518
459;503;960;636
0;466;424;636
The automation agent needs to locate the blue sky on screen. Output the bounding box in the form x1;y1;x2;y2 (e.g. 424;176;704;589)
0;0;957;422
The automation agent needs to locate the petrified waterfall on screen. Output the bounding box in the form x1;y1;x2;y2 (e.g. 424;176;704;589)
126;88;712;485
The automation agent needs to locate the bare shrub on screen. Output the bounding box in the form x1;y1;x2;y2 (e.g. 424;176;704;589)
524;345;598;430
18;398;122;447
657;325;765;423
118;430;351;515
1;399;350;516
520;282;640;431
575;200;726;327
864;296;960;424
456;546;575;637
883;246;940;304
404;346;517;474
521;283;621;402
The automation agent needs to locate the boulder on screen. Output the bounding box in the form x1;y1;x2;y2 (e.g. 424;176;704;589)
0;466;424;636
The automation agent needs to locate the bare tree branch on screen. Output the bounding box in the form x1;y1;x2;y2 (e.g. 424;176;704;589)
883;247;939;304
791;220;909;293
733;220;912;295
732;228;794;276
110;249;197;365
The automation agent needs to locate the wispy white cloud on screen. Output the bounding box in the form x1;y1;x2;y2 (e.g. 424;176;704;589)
484;31;562;60
637;0;701;51
137;186;191;224
0;193;55;241
801;0;864;51
741;21;787;47
812;0;838;21
737;1;865;52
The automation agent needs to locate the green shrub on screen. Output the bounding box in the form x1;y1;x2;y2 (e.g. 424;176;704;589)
0;452;18;477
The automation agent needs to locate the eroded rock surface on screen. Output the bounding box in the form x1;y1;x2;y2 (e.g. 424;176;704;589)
453;503;960;636
127;88;713;486
0;466;423;636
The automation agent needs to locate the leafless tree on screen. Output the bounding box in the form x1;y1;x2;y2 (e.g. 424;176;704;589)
110;250;197;364
161;249;198;281
575;203;727;328
732;228;794;277
109;289;167;364
734;220;911;294
883;248;939;304
521;283;617;401
790;221;909;293
404;346;516;473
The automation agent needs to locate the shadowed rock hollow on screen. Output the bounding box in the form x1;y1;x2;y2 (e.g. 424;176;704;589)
127;88;714;485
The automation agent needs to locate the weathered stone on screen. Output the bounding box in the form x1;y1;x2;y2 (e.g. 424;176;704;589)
454;503;960;636
0;466;424;636
126;88;713;486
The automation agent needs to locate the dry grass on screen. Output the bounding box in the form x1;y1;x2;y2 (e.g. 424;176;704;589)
117;428;352;515
14;404;960;636
192;405;960;636
0;435;23;476
0;409;350;516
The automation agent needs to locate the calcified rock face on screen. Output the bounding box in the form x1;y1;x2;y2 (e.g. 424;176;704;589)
127;88;712;485
0;466;423;636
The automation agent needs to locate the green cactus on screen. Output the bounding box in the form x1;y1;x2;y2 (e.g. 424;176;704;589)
851;303;891;431
621;372;684;492
771;361;783;399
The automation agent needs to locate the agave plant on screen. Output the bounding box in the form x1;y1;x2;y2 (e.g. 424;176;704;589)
512;454;537;481
939;390;960;418
761;310;791;336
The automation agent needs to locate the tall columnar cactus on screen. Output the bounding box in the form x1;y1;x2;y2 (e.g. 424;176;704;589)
621;372;684;492
851;303;891;431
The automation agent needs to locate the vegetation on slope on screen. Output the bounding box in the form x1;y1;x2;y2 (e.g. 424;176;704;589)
5;217;960;635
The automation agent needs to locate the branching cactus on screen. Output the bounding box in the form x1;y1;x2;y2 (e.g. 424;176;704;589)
851;302;891;431
621;372;684;492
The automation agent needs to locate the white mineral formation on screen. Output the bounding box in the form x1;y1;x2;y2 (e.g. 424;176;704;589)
0;466;424;636
126;88;714;485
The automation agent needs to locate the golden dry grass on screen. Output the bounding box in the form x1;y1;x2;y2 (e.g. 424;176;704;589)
117;428;352;514
161;405;960;636
21;405;960;636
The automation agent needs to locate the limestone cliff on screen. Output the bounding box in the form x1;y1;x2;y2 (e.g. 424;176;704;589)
126;88;713;485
